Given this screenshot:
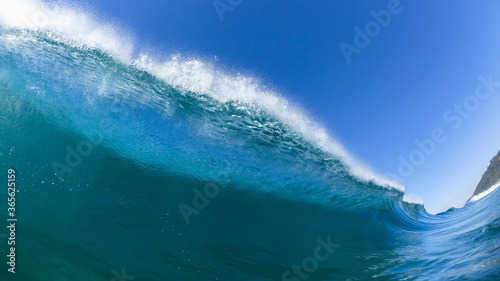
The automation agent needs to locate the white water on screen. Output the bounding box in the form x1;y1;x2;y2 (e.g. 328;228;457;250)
469;182;500;203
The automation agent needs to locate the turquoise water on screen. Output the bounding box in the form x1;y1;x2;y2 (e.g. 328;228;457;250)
0;22;499;281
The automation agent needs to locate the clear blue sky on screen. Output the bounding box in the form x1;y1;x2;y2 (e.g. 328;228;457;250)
77;0;500;214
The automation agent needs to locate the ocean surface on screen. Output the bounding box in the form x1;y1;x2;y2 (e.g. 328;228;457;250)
0;1;499;280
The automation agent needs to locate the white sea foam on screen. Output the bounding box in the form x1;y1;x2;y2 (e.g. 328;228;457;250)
0;0;404;191
469;182;500;203
0;0;134;62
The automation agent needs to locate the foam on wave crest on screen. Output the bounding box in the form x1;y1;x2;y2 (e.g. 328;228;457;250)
0;0;134;62
0;0;404;191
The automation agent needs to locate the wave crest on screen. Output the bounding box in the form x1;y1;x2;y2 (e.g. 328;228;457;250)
0;0;403;191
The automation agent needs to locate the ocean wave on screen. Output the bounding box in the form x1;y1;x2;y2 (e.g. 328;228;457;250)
0;0;402;192
1;1;500;280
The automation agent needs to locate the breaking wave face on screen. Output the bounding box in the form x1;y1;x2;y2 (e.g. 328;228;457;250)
0;0;402;191
0;1;499;280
